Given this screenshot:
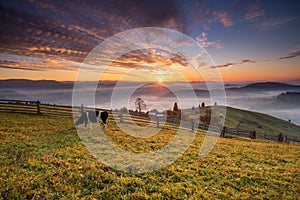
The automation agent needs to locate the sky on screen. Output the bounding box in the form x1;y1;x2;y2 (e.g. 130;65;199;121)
0;0;300;82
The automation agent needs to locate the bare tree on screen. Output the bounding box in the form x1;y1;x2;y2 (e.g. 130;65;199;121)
135;98;146;113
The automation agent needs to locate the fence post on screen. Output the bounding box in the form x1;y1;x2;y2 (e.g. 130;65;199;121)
119;111;123;123
220;126;226;137
191;120;195;132
278;133;287;143
250;130;256;139
37;100;41;115
156;116;160;128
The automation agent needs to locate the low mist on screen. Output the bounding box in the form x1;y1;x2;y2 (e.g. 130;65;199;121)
0;80;299;125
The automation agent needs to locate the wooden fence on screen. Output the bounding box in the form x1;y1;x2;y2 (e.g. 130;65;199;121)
0;99;41;115
0;99;297;142
113;111;298;142
0;99;76;116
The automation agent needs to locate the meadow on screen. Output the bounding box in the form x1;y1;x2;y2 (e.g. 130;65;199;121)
0;112;299;199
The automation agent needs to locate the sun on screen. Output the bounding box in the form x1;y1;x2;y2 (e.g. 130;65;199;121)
154;70;167;83
157;77;164;83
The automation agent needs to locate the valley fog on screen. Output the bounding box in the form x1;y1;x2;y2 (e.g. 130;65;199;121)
0;81;299;125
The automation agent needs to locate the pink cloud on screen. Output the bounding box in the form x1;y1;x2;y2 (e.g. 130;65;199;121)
259;17;294;31
216;12;234;27
244;4;264;22
196;32;222;49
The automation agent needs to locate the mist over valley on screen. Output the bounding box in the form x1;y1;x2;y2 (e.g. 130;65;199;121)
1;79;299;124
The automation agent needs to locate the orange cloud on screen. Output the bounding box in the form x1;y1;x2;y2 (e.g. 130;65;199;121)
110;49;188;70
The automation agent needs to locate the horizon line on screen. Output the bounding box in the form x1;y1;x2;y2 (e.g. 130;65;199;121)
1;78;300;84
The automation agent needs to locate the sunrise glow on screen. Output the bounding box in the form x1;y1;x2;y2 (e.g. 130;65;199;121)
0;1;299;83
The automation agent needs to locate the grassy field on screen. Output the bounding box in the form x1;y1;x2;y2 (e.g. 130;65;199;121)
0;111;300;199
224;106;300;140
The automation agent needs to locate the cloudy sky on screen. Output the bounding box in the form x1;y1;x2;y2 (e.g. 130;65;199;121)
0;0;300;82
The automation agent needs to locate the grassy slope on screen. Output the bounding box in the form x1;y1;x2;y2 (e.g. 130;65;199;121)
223;106;300;139
0;112;299;199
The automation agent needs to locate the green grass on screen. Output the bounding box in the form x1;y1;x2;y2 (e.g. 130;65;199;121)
223;106;300;139
0;112;300;199
183;106;300;140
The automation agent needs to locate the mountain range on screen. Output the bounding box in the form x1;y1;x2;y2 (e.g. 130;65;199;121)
228;82;300;91
1;79;299;90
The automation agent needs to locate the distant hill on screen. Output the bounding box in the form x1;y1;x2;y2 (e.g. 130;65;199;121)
181;105;300;140
2;79;300;92
0;79;69;88
164;82;300;97
270;92;300;108
229;82;300;91
132;83;174;97
161;89;209;98
0;79;137;90
205;106;300;140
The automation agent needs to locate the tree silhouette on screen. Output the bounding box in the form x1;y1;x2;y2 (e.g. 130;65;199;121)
135;98;146;113
173;102;179;112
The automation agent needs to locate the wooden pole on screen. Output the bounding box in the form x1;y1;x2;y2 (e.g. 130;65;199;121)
37;100;41;115
252;131;256;139
191;121;195;132
221;126;226;137
120;111;123;123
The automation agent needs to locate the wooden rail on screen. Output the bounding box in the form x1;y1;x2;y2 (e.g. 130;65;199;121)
0;99;297;142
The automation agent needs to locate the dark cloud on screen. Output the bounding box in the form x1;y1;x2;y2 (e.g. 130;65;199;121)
279;47;300;60
0;59;43;71
1;0;299;74
212;59;255;68
214;46;300;69
213;62;233;68
241;59;254;63
127;0;183;29
0;0;98;62
0;0;187;66
191;1;251;28
0;60;35;71
0;53;80;71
